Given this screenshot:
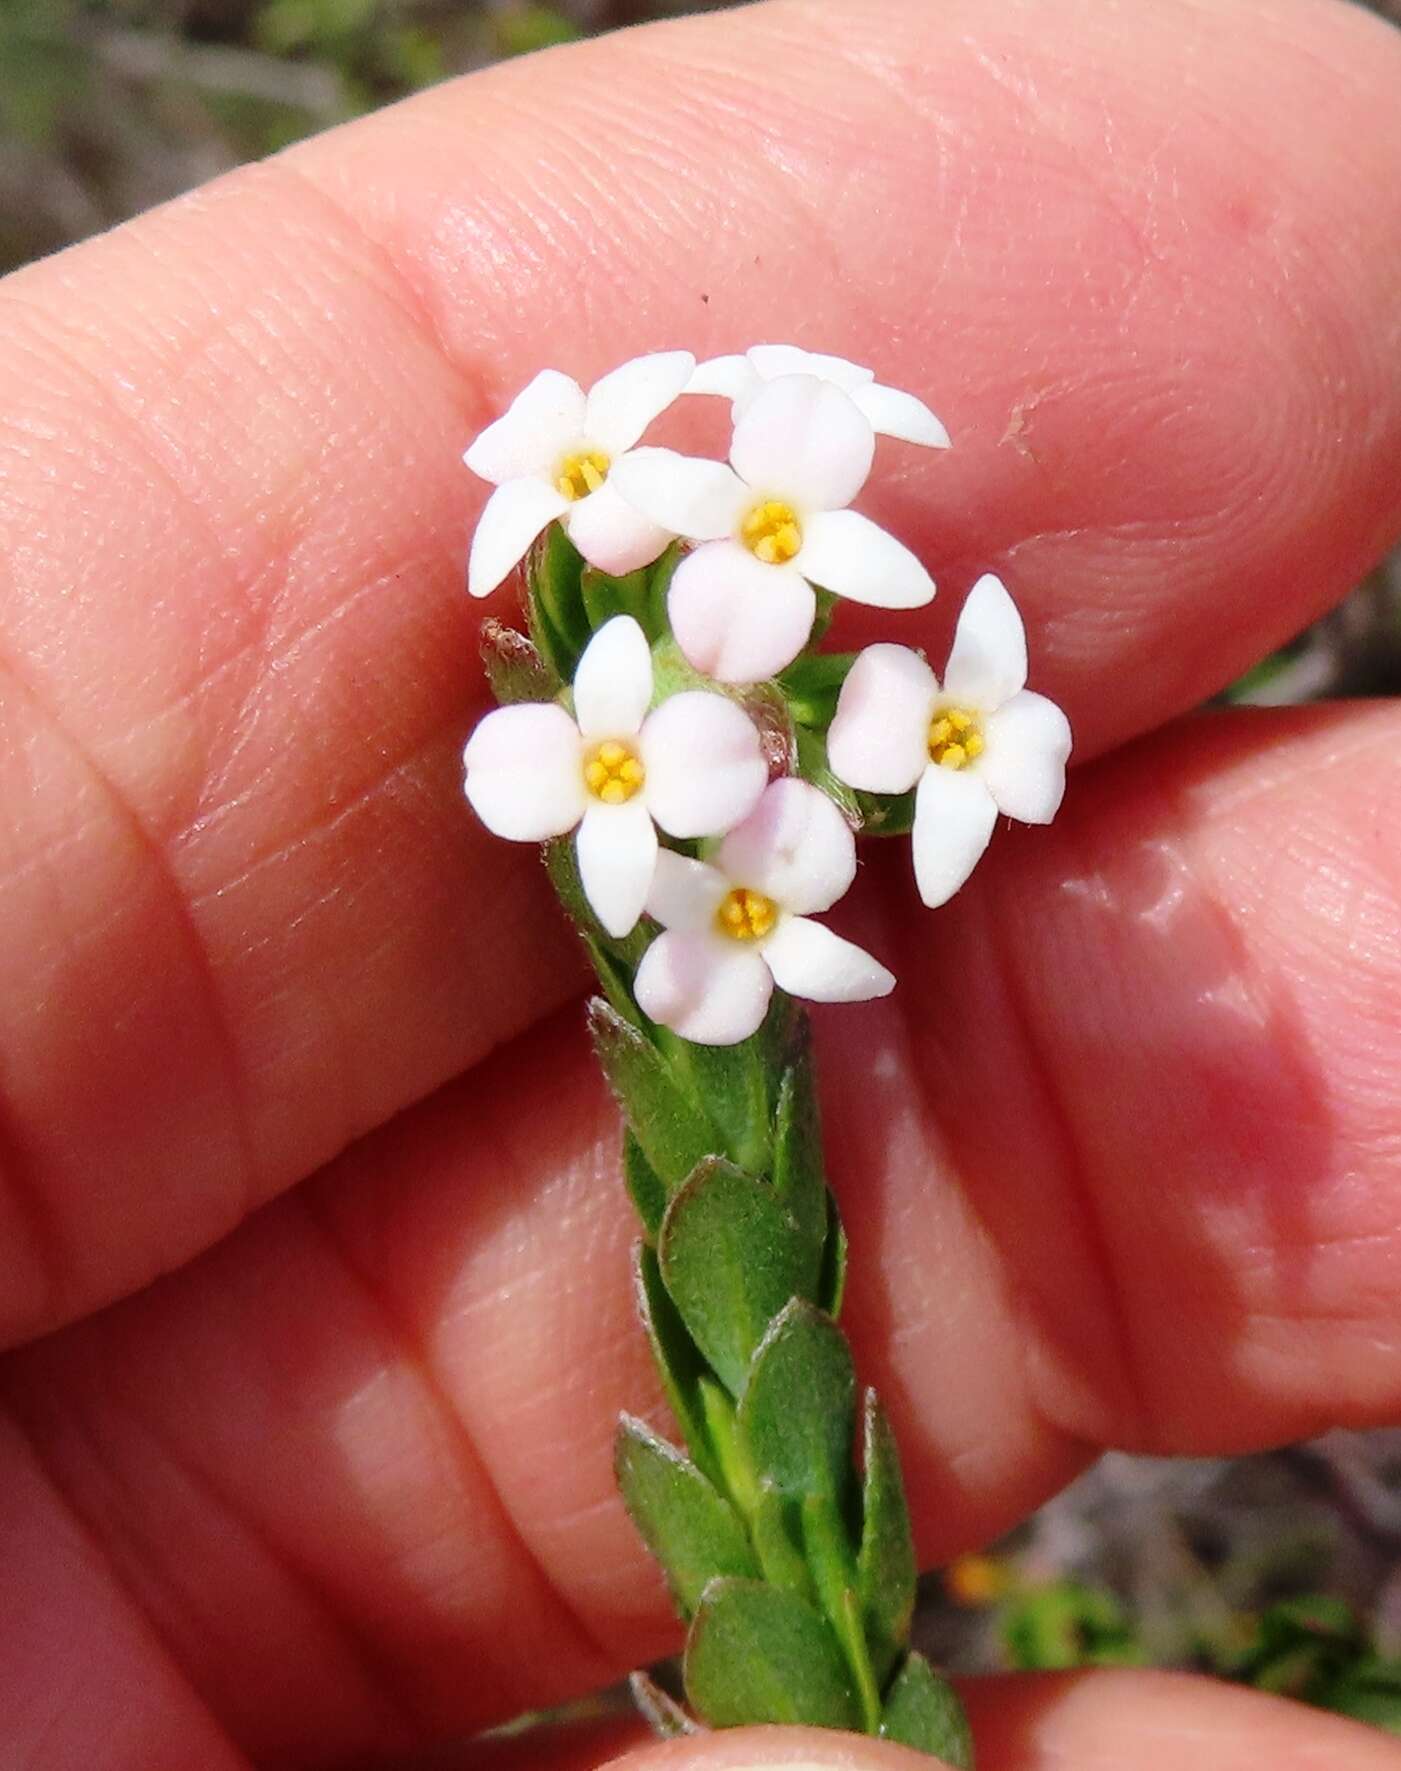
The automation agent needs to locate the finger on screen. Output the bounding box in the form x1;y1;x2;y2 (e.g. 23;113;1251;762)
389;1679;1401;1771
958;1669;1401;1769
5;0;1401;1347
4;700;1400;1761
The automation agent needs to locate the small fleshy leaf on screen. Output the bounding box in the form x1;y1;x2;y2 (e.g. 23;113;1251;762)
684;1578;862;1730
633;1243;725;1492
581;562;651;634
663;1025;773;1178
479;619;560;705
628;1670;699;1738
526;521;591;679
858;1389;917;1685
615;1416;760;1617
738;1299;855;1503
750;1479;815;1601
771;1019;828;1286
658;1158;812;1397
854;787;918;838
623;1131;668;1241
794;723;861;826
880;1651;974;1769
589;1001;718;1191
778;651;858;730
817;1193;849;1319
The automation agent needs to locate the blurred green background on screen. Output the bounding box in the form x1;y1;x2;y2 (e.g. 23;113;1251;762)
4;0;1401;1731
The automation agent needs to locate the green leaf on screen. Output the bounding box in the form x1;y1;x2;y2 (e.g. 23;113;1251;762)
738;1299;855;1503
479;619;559;705
684;1578;862;1730
854;787;917;838
664;1025;773;1177
794;723;861;822
623;1131;668;1241
581;563;650;632
777;651;858;728
645;543;684;642
589;1001;718;1190
750;1479;815;1600
615;1416;760;1616
858;1390;917;1685
771;1021;829;1285
881;1651;974;1768
658;1158;813;1396
818;1194;849;1318
633;1243;724;1491
1321;1659;1401;1733
525;522;590;679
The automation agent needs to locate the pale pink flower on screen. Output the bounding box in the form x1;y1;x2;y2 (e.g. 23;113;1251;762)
634;778;894;1045
464;617;767;937
828;574;1071;908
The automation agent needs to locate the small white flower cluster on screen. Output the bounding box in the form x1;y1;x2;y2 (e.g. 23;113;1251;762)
463;347;1071;1045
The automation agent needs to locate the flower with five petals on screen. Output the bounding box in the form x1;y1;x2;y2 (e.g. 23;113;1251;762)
612;374;936;684
464;617;767;938
634;777;895;1045
464;352;693;598
688;343;950;449
827;574;1072;908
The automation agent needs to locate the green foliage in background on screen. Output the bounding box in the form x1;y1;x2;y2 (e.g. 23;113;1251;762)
999;1581;1401;1734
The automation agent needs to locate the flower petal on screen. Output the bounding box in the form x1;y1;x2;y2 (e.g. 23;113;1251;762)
762;915;895;1003
646;849;728;931
827;644;937;794
850;381;951;448
572;614;653;740
584;350;695;455
730;374;874;512
635;929;773;1045
609;448;748;541
718;777;855;916
467;476;569;599
979;690;1072;823
798;509;935;609
668;541;816;683
746;345;873;391
463;702;585;840
564;478;673;576
942;573;1028;710
911;764;998;909
640;692;767;837
576;797;658;939
686;354;757;400
463;369;585;484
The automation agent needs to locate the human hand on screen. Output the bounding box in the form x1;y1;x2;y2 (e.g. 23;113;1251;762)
3;1;1401;1766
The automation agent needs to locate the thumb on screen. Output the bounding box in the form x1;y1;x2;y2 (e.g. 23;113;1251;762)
387;1676;1401;1771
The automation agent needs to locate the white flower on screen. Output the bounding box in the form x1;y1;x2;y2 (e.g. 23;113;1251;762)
633;777;894;1045
464;616;767;937
464;352;694;598
827;574;1072;909
688;344;950;449
611;374;936;684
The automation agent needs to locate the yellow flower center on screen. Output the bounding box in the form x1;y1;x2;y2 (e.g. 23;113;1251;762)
928;706;985;770
556;448;610;502
740;499;803;565
715;886;778;942
583;738;646;804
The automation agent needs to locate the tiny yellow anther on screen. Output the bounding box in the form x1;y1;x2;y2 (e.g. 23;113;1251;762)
740;499;803;565
582;736;646;803
555;448;612;502
715;886;778;942
928;706;984;770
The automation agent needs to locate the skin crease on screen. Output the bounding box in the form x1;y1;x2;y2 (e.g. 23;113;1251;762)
1;0;1401;1766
